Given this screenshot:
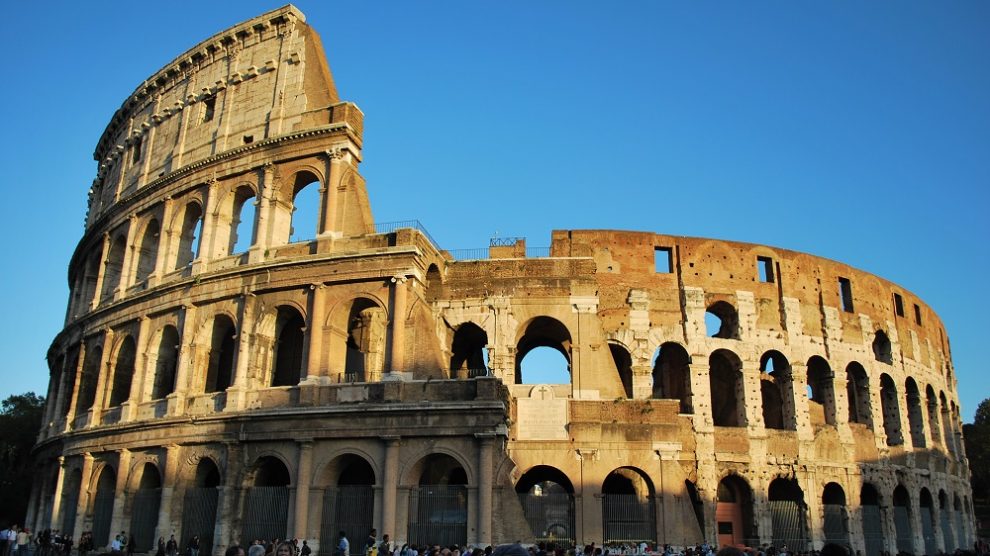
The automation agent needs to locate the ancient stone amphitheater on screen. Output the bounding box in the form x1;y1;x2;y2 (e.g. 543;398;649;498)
29;5;973;556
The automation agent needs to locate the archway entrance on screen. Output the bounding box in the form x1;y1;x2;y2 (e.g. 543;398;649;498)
408;454;467;547
861;484;884;556
241;457;290;544
893;485;914;554
601;467;656;544
516;466;576;547
182;459;220;556
768;478;808;551
320;455;375;556
716;475;754;548
129;463;162;552
91;466;116;547
821;483;849;547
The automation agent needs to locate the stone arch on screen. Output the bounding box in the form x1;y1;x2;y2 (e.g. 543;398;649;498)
609;341;633;399
108;334;136;407
218;182;259;256
905;377;926;448
873;329;893;365
450;322;489;378
242;455;292;544
317;453;377;556
60;467;83;537
940;391;955;456
846;361;872;427
892;484;914;554
172;200;204;269
807;355;837;426
938;489;955;551
100;230;128;301
425;263;443;303
91;463;117;547
601;467;656;544
181;456;221;556
129;461;163;552
919;487;937;555
926;385;942;447
652;342;692;413
151;325;180;400
327;296;388;383
271;305;306;387
515;466;578;544
282;169;323;244
822;482;850;547
204;314;237;393
516;316;572;385
710;348;745;427
134;217;161;284
401;448;474;487
716;474;756;548
768;477;809;550
880;373;903;446
406;453;470;547
706;300;740;339
75;340;104;416
861;483;885;556
760;350;791;430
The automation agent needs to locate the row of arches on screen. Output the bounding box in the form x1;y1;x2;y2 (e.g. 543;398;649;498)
70;169;324;318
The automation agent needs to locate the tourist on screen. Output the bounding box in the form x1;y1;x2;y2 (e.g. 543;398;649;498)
166;535;179;556
337;532;350;556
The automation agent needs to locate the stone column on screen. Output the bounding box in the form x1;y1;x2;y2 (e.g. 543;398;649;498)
321;148;344;236
197;179;222;264
228;293;257;410
216;442;243;554
73;453;95;539
156;444;181;541
305;284;327;381
381;436;401;539
116;214;140;296
741;363;764;429
92;233;112;310
388;276;408;374
109;449;133;539
789;362;812;437
50;456;68;531
51;351;74;432
168;304;196;416
689;362;714;432
476;434;495;546
294;441;314;540
153;197;176;281
65;341;87;430
249;163;277;264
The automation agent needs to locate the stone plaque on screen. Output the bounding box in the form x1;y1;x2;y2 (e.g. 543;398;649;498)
516;385;568;441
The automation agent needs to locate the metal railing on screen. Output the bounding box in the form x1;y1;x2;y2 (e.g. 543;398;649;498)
374;220;440;248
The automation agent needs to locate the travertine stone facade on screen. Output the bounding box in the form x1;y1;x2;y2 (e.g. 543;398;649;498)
31;6;973;556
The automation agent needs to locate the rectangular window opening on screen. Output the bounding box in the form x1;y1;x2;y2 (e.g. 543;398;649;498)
893;293;904;317
839;277;854;313
914;304;922;325
132;137;142;164
757;256;775;283
203;95;216;122
654;247;672;274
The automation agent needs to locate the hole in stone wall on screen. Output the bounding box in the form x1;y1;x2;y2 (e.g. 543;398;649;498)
757;256;774;283
893;293;904;317
838;277;854;313
654;247;672;273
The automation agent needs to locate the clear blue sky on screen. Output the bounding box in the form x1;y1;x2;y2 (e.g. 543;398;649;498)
1;2;986;420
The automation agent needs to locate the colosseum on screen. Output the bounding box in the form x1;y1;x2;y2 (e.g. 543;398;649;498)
28;5;974;556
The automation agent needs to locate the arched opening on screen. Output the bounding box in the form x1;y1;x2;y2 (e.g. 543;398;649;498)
941;392;955;456
321;455;376;556
954;494;964;552
175;202;203;269
768;478;808;551
182;459;220;556
516;466;576;547
343;298;387;382
129;463;162;552
822;483;849;546
652;342;692;413
152;326;180;400
91;465;117;547
706;301;739;339
759;351;790;430
229;186;257;255
716;475;755;548
271;306;306;387
516;317;572;385
425;264;442;303
408;454;468;547
861;484;885;556
108;336;136;407
289;173;321;243
610;343;633;399
806;356;837;426
80;250;102;311
939;490;955;552
135;218;160;284
905;378;926;448
845;362;872;427
242;457;291;544
685;481;706;540
60;468;82;538
601;467;656;544
76;344;103;416
920;488;937;555
926;386;942;448
205;315;236;393
100;233;127;300
873;330;893;364
892;485;913;554
450;322;489;378
710;349;745;427
880;374;903;446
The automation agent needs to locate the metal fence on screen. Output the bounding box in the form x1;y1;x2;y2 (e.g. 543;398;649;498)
601;495;655;544
320;486;374;556
893;506;914;554
941;510;955;552
407;486;467;547
822;504;848;546
768;500;808;551
920;507;937;556
182;488;219;556
241;487;289;545
861;506;885;556
955;511;965;551
61;489;79;539
129;488;162;552
518;492;575;547
91;489;115;547
374;220;440;248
